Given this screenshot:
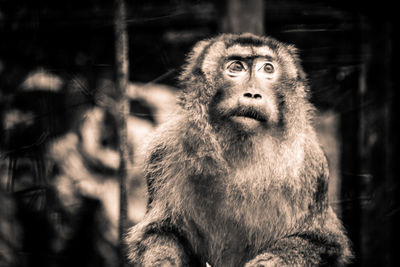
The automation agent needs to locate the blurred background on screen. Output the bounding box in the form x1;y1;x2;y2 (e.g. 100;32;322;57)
0;0;398;266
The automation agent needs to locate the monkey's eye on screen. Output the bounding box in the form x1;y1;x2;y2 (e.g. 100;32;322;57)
226;61;247;74
262;63;275;74
256;61;276;78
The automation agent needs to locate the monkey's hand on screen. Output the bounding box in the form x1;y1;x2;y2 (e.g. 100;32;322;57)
142;250;179;267
135;235;188;267
244;253;285;267
142;258;177;267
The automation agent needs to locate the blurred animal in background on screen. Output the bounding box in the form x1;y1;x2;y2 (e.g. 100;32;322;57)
0;68;177;266
46;80;177;262
126;33;352;267
51;79;177;227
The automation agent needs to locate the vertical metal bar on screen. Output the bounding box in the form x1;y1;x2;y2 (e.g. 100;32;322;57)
114;0;130;266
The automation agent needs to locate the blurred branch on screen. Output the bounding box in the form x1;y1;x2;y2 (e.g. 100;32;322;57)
114;0;130;266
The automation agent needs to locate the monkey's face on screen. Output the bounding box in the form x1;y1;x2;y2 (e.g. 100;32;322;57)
179;33;307;136
209;51;282;134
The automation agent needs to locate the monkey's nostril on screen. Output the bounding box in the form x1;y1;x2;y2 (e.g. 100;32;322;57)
244;93;253;98
244;93;262;99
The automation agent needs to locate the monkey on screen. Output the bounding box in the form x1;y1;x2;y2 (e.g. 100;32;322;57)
126;33;352;267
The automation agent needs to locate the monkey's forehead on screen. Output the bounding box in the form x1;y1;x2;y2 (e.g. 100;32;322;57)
224;44;276;59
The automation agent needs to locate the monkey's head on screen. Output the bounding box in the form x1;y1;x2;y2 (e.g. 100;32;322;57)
179;33;310;138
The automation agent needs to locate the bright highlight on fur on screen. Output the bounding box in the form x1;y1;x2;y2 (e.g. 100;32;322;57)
126;33;352;267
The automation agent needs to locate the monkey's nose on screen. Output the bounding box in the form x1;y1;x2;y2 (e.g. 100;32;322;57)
243;92;262;99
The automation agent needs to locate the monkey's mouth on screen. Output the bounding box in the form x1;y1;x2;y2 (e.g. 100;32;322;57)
229;107;268;123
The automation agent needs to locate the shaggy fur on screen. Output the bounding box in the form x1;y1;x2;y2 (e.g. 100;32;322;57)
126;33;352;267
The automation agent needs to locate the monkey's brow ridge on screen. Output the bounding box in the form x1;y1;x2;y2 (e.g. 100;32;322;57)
226;55;275;61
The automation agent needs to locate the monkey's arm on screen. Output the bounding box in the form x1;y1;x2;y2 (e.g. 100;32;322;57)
126;210;200;267
245;207;352;267
126;134;204;267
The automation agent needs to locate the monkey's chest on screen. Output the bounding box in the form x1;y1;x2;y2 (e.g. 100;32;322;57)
183;168;310;265
189;206;287;267
187;188;304;267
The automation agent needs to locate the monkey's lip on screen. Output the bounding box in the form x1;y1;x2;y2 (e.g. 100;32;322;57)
229;109;267;123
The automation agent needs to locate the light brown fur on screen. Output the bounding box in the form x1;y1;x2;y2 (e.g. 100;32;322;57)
126;33;352;267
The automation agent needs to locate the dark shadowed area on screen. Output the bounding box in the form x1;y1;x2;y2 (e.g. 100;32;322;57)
0;0;398;266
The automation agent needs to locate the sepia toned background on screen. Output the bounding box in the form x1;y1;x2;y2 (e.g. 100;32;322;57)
0;0;398;266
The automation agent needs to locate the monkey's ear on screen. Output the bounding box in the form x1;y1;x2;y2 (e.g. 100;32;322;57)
285;44;307;82
178;37;220;112
285;44;299;57
179;39;212;84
